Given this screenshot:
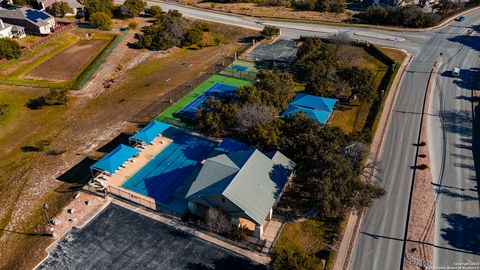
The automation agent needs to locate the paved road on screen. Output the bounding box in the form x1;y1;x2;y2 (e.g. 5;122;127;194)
428;27;480;268
115;2;480;269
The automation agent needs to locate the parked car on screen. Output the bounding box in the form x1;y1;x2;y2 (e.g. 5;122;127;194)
456;16;465;22
452;68;460;77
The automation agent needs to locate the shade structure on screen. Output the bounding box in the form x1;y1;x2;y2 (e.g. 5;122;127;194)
216;138;251;154
280;93;338;125
290;93;337;112
130;120;171;145
90;144;140;174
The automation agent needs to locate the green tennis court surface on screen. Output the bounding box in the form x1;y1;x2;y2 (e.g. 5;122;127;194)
155;74;250;126
220;60;258;81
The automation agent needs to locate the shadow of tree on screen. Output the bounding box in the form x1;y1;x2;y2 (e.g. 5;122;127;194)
440;213;480;254
448;35;480;52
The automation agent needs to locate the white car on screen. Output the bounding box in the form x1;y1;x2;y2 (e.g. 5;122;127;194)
452;68;460;77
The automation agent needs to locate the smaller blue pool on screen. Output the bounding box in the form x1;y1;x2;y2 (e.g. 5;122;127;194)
232;65;248;71
122;129;216;204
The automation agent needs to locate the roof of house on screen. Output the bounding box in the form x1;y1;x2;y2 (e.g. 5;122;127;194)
280;93;338;125
39;0;84;10
186;149;295;225
0;20;12;31
130;120;171;144
90;144;140;174
0;7;53;27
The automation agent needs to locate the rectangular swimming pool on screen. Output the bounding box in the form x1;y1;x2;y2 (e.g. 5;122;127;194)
122;130;216;204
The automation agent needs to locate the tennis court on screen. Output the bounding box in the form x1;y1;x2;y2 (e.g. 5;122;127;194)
122;129;216;205
220;60;258;81
177;82;238;119
156;74;250;125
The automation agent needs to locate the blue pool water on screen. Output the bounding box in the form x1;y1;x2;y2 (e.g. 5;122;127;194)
122;130;216;204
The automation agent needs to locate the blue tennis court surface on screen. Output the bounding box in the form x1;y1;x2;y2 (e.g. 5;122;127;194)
122;129;216;205
177;82;238;118
232;65;248;71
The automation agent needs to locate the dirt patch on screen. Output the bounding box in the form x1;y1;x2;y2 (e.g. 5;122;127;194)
24;39;111;82
186;1;350;22
404;64;437;270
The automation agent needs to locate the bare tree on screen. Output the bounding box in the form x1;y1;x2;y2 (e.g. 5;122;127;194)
236;103;278;133
206;207;231;235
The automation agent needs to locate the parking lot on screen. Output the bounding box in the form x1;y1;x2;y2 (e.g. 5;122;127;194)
37;204;266;270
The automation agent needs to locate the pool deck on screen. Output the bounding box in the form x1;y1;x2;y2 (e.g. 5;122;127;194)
97;136;173;188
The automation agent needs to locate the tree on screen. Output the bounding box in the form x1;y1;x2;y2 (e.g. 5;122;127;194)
236;103;278;133
338;66;376;101
83;0;113;18
48;1;73;17
122;0;146;17
149;5;163;17
316;0;346;12
260;26;280;38
205;208;231;235
26;88;69;109
13;0;29;6
136;10;189;50
255;70;295;110
0;39;21;60
89;12;112;29
244;120;282;150
432;0;457;15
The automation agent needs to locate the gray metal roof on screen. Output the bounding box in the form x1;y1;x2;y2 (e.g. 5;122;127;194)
186;149;295;225
0;7;53;26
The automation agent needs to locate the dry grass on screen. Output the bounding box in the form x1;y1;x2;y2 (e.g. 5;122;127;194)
188;1;351;22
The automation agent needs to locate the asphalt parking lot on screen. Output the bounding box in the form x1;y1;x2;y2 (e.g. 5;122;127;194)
37;204;266;270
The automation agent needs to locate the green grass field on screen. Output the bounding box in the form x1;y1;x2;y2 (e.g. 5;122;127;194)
219;59;258;81
155;74;250;125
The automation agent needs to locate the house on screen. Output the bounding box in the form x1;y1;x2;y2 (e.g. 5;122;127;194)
0;7;55;35
186;149;295;238
37;0;84;16
0;19;25;38
280;93;338;125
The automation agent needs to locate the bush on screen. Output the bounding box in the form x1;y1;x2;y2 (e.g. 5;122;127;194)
260;26;280;38
0;39;21;60
0;103;9;116
128;21;138;29
227;225;248;241
26;88;69;109
22;138;52;152
89;12;112;29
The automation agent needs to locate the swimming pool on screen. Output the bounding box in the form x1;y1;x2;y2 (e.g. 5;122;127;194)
122;130;216;204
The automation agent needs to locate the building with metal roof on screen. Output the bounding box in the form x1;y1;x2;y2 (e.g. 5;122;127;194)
0;7;55;35
280;93;338;125
186;149;295;237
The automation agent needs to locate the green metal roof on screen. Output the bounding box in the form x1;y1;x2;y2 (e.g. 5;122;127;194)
186;149;295;225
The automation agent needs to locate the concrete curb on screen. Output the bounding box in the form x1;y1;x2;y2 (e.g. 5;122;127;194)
334;49;413;270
